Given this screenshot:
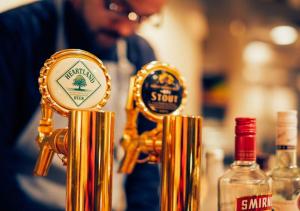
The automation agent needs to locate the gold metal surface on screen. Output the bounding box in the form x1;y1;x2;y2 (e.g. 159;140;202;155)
34;128;68;176
161;115;202;211
119;61;187;173
39;49;111;116
119;61;203;210
34;49;114;211
34;100;55;176
67;110;114;211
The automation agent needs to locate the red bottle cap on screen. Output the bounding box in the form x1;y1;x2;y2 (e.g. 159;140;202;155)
235;117;256;161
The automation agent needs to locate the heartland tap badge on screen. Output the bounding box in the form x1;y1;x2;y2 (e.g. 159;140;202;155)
134;61;187;122
39;49;111;115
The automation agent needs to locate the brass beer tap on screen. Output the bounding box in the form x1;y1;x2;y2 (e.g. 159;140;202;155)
119;61;187;173
34;49;114;211
119;61;202;211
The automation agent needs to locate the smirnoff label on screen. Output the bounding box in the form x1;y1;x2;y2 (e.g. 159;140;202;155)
236;194;272;211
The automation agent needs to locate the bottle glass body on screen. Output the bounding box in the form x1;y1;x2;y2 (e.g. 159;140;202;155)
218;161;272;211
271;150;300;210
271;110;300;210
203;149;224;211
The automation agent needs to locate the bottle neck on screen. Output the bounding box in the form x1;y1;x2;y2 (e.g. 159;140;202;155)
232;160;258;170
276;148;297;168
276;124;297;168
235;134;256;162
234;160;257;166
206;159;224;183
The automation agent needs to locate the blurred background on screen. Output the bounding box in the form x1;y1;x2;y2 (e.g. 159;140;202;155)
199;0;300;161
5;0;300;156
140;0;300;166
1;0;300;209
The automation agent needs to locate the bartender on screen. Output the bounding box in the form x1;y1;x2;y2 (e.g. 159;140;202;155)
0;0;165;210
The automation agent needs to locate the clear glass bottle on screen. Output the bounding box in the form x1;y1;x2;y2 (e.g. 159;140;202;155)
271;110;300;211
202;149;225;211
218;118;272;211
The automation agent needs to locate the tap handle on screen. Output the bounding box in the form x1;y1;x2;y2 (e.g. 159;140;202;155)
126;76;136;111
119;76;140;173
118;136;140;174
34;142;55;176
34;100;55;176
34;128;69;176
124;76;138;132
37;100;53;145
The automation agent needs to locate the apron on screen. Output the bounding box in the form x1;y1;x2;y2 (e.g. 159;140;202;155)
15;1;133;210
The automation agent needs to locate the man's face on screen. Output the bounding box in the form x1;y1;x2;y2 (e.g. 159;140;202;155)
72;0;165;48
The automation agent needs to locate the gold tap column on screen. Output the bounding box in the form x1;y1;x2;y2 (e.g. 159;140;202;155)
67;110;114;211
161;115;202;211
34;49;113;211
118;61;187;174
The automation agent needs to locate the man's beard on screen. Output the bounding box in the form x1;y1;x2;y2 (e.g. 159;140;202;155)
64;1;119;59
94;29;121;40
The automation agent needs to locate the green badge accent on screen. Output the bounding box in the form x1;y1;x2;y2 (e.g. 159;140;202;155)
57;60;102;107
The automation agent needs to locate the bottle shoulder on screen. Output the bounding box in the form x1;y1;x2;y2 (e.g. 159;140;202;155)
271;166;300;179
219;163;269;183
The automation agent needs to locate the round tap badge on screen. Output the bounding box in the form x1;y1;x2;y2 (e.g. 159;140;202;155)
134;61;187;122
39;49;111;116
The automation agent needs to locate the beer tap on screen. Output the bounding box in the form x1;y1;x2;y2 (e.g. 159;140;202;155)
34;49;114;211
119;61;202;210
119;61;187;173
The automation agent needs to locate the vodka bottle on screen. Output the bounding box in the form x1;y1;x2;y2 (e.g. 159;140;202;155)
218;117;272;211
271;110;300;211
202;149;224;211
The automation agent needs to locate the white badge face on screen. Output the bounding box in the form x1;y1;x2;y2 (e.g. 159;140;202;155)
48;58;107;110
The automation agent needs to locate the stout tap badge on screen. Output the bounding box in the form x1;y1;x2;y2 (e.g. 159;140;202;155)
141;70;183;115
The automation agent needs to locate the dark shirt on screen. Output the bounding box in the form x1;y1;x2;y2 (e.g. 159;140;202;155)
0;1;159;210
